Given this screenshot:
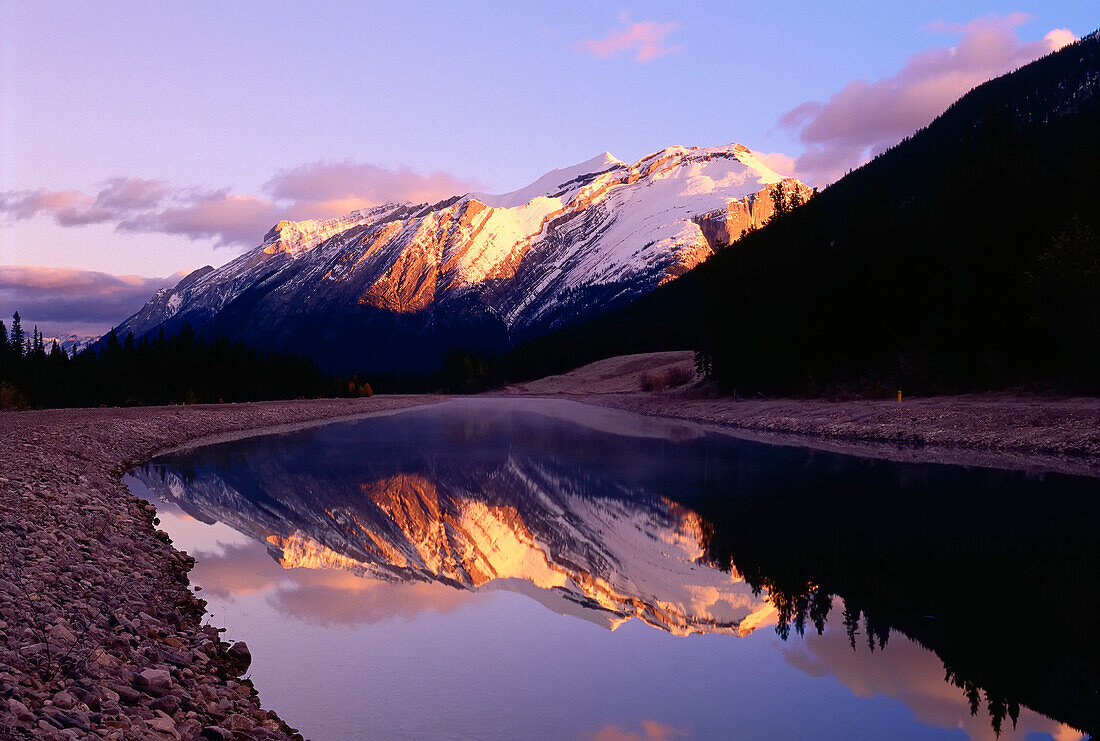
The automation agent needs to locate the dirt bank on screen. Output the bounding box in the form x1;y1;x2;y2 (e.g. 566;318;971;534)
0;396;434;740
506;351;1100;477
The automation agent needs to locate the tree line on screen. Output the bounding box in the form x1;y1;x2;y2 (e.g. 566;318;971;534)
0;314;372;409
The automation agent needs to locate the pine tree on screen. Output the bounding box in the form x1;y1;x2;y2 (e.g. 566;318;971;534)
768;185;790;224
10;312;24;358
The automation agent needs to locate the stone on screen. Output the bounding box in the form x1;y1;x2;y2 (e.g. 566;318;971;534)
223;713;254;731
225;642;251;675
149;715;181;738
200;726;233;740
48;624;78;644
51;690;76;710
135;668;172;689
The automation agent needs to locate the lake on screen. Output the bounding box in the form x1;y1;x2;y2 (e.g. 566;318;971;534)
124;398;1098;740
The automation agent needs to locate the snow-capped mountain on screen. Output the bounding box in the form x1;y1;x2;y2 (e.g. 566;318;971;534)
115;143;809;373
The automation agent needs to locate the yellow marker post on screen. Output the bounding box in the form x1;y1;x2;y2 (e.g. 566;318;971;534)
897;390;903;403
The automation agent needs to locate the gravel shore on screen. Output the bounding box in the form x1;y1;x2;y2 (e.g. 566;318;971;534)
507;351;1100;477
0;397;433;740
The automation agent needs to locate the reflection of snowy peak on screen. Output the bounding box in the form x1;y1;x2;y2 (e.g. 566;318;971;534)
114;144;809;373
138;453;772;636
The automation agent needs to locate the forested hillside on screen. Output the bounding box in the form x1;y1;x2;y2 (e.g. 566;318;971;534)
511;31;1100;394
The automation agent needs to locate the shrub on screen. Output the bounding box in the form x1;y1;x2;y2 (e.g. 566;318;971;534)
0;382;28;410
639;364;694;392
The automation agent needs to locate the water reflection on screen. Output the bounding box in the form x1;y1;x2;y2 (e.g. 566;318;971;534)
131;398;1097;740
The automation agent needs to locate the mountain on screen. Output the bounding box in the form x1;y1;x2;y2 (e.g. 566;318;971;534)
113;144;809;374
512;30;1100;393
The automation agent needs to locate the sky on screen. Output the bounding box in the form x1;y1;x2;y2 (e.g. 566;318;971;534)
0;1;1095;337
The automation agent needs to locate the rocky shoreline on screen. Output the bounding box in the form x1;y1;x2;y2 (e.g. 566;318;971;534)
506;352;1100;478
0;397;433;740
582;391;1100;478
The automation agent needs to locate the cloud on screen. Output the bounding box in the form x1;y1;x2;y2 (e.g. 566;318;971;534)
188;538;477;627
783;628;1085;741
264;161;479;217
752;151;801;179
0;265;183;335
117;190;281;247
0;178;171;228
581;720;692;741
582;14;680;62
0;162;480;249
779;14;1077;185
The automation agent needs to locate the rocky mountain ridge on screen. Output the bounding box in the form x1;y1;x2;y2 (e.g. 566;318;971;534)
114;143;810;373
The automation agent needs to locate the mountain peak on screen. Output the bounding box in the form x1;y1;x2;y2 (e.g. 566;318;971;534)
259;204;408;258
113;141;810;374
475;151;627;209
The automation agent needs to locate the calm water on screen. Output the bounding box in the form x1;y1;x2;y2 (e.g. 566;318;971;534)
125;398;1099;741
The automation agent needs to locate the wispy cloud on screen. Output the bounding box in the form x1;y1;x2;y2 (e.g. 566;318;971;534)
0;265;184;335
779;13;1077;185
0;163;480;249
581;13;680;62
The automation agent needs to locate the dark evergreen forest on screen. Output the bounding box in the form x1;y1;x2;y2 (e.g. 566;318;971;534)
509;31;1100;395
0;314;372;409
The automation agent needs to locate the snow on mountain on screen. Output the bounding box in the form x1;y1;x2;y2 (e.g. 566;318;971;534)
114;143;810;373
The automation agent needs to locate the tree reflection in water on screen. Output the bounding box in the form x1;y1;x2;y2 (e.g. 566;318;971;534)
697;456;1100;738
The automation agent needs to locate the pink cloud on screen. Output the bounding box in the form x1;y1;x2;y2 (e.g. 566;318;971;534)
0;163;480;248
582;720;692;741
0;178;171;227
0;265;183;335
780;14;1078;185
265;160;478;215
753;151;801;179
117;190;281;247
582;15;680;62
783;628;1085;740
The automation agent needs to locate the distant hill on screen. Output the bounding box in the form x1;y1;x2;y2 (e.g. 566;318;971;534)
511;30;1100;394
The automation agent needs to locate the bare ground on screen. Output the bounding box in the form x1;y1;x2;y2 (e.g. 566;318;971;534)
0;396;435;740
505;351;1100;477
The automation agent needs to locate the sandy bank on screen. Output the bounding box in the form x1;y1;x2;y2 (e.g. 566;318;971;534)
0;396;435;740
506;351;1100;478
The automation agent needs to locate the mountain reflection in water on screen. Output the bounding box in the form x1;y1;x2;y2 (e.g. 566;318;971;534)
132;398;1098;740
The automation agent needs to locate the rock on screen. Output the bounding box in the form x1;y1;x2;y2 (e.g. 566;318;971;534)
113;684;142;704
148;710;181;738
51;690;77;710
48;623;78;644
225;642;251;675
201;726;233;740
223;713;254;731
135;668;173;689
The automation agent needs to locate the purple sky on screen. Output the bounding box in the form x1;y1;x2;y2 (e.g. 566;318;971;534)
0;1;1093;336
